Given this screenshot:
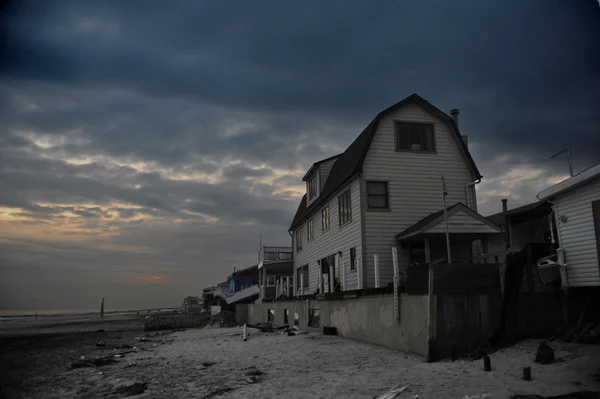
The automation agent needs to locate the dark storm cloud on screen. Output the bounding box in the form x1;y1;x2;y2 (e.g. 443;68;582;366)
1;0;599;309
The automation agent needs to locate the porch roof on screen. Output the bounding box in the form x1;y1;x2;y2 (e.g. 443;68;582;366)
395;202;502;241
260;260;294;275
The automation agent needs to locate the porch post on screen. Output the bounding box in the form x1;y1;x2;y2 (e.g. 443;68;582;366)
261;266;267;299
481;235;488;263
374;254;380;288
424;237;431;264
329;264;334;293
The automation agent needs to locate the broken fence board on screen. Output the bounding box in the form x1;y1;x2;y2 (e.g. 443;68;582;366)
375;384;410;399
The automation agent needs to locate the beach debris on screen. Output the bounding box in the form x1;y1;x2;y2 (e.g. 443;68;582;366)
244;367;265;384
247;322;274;332
375;383;410;399
523;366;532;381
288;330;309;336
95;342;106;347
323;326;337;336
114;354;123;358
534;341;555;364
70;356;118;369
123;363;137;369
96;329;106;333
202;361;216;368
206;311;238;328
483;355;492;371
462;395;491;399
114;382;148;397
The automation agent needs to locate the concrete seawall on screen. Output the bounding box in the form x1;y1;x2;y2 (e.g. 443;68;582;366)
144;313;210;331
247;294;429;357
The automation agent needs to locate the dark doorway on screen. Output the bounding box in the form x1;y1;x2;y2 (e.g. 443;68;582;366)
320;254;340;293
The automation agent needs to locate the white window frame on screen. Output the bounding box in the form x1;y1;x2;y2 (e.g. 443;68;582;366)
338;189;352;226
307;219;314;241
322;206;330;231
296;227;303;251
366;181;389;210
307;174;318;202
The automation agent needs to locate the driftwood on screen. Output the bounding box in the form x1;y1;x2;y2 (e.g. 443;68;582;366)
287;330;309;336
247;323;273;332
247;323;290;333
374;383;410;399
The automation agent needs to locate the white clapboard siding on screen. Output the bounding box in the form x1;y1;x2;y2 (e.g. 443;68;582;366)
293;177;363;294
554;177;600;286
319;158;338;192
362;102;477;287
426;211;498;234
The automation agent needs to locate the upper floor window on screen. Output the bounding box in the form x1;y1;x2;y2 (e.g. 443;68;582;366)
296;228;303;251
367;181;389;209
395;122;435;152
322;206;330;231
338;189;352;226
307;175;318;202
307;219;314;241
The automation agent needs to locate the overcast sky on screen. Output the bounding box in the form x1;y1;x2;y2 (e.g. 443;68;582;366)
1;0;599;311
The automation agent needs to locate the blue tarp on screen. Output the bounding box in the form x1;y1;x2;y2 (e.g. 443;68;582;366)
228;275;257;295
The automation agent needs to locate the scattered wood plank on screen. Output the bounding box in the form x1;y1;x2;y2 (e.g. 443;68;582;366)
564;324;583;342
375;383;410;399
576;321;598;342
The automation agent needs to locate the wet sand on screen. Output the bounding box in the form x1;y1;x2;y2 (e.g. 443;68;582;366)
0;312;147;398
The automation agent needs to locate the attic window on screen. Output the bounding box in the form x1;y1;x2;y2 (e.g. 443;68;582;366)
395;122;435;152
308;175;318;201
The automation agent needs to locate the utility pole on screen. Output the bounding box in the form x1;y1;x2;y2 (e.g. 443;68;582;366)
441;176;452;263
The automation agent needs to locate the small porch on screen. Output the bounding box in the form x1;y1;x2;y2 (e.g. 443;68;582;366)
396;203;502;265
257;246;294;301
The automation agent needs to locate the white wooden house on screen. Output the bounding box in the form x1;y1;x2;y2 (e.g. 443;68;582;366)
288;94;502;295
537;163;600;287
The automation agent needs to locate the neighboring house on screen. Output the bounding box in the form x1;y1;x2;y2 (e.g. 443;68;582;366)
257;245;294;300
537;163;600;288
180;296;203;312
213;281;230;299
201;286;215;310
289;93;502;295
224;264;260;305
485;200;554;263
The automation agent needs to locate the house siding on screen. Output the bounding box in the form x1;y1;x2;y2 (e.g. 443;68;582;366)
319;158;338;192
293;177;363;294
362;102;477;287
426;211;498;234
554;177;600;287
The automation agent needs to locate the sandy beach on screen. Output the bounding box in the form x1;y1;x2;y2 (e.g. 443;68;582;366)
1;313;600;399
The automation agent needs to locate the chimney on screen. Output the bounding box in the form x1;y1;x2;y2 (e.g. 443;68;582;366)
450;108;460;128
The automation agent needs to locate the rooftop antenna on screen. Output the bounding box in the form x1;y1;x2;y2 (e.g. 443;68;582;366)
551;144;574;177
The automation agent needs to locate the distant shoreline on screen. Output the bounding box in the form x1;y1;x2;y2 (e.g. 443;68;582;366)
0;308;177;318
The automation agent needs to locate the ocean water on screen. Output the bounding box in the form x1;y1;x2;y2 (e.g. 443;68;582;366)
0;309;139;317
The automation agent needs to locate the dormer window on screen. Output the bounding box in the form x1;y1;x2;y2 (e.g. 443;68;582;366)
395;122;435;152
307;174;318;202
